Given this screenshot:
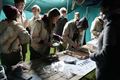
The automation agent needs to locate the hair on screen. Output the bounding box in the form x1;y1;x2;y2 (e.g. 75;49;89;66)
59;7;67;14
45;8;60;34
14;0;26;4
48;8;60;19
101;0;120;13
74;12;80;20
3;5;18;20
32;5;41;12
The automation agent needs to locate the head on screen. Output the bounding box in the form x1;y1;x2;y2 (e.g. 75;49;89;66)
3;5;20;20
98;11;105;20
100;0;120;14
74;12;80;21
32;5;41;17
14;0;26;12
48;8;60;24
77;17;88;31
59;7;67;17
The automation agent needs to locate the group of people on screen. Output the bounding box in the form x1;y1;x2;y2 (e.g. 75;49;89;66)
0;0;120;80
0;0;88;73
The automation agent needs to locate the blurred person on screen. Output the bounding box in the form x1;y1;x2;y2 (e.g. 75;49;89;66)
62;12;87;50
30;8;60;61
14;0;29;61
90;11;104;39
0;5;30;72
54;7;68;36
29;5;48;60
88;0;120;80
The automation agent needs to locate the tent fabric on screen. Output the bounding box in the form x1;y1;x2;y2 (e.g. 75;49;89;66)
0;0;101;41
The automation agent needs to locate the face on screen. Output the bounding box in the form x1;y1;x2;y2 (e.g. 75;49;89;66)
74;13;80;21
62;12;67;17
52;16;60;24
15;2;25;12
32;8;40;17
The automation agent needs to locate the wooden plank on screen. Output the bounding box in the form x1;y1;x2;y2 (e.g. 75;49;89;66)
69;75;83;80
44;72;62;80
56;77;68;80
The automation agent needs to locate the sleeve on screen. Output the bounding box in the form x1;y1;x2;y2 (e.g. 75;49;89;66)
62;22;75;46
90;18;100;37
15;24;31;45
90;23;117;62
31;20;44;43
0;27;11;45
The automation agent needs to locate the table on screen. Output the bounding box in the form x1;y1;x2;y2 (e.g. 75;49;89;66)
28;49;96;80
6;40;97;80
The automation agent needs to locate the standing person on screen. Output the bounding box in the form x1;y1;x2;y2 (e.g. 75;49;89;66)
0;5;30;72
88;0;120;80
14;0;29;61
90;11;104;40
62;12;87;50
14;0;28;27
55;7;68;36
29;5;49;60
29;5;42;35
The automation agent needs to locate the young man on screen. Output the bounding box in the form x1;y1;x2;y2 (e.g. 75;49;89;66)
55;7;68;36
14;0;29;61
0;5;30;72
90;11;104;39
62;12;87;50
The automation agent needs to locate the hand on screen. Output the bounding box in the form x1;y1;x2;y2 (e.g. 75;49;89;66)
73;42;80;49
80;55;89;60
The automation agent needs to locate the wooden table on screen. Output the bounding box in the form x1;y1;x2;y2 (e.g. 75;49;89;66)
6;41;97;80
28;49;96;80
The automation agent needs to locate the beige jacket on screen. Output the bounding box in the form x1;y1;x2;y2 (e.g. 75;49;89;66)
62;20;84;49
90;17;104;39
0;20;30;54
30;17;49;53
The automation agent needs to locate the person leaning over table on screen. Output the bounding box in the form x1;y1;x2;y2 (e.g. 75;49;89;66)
0;5;30;72
90;11;104;40
86;0;120;80
30;8;60;61
62;12;88;50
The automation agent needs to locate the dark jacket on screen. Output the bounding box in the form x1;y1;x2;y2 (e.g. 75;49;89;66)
90;12;120;80
55;16;68;36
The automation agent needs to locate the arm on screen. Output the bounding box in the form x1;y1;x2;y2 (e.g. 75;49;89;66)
62;22;75;47
90;22;117;62
90;18;100;38
31;20;43;43
14;24;30;45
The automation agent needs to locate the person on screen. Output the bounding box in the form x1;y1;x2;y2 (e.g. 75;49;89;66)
0;5;30;72
14;0;29;61
29;5;42;34
62;12;87;50
29;5;48;60
88;0;120;80
30;8;60;61
90;11;104;39
14;0;28;28
54;7;68;36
